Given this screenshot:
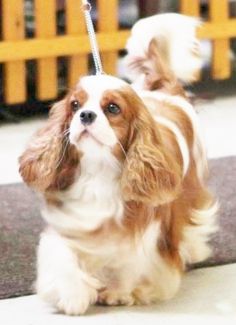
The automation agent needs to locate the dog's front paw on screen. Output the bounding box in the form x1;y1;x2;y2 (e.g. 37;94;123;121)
56;280;98;315
98;290;134;306
37;273;101;315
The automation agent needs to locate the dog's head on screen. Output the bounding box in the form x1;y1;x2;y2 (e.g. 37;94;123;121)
19;75;181;206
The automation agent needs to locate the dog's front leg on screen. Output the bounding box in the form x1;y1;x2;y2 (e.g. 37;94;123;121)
36;229;101;315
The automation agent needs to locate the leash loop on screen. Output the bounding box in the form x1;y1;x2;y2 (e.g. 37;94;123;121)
81;0;104;75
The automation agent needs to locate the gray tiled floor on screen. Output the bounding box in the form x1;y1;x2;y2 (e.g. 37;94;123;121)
0;263;235;324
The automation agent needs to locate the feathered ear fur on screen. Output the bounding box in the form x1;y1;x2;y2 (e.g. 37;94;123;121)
121;100;182;206
19;99;79;192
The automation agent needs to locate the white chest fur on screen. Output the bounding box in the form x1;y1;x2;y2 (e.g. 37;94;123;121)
42;139;124;232
40;138;181;308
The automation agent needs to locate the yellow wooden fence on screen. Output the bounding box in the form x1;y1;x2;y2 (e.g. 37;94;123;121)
0;0;129;104
0;0;235;105
180;0;236;80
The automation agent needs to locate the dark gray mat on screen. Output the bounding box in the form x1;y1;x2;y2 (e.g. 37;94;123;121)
0;157;235;299
0;184;44;299
206;156;236;266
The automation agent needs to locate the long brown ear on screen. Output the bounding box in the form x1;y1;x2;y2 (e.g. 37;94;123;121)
121;103;182;206
19;100;79;192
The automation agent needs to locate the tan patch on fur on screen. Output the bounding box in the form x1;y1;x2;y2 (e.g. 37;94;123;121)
141;38;186;96
73;86;88;106
19;96;80;192
144;97;194;148
45;193;63;207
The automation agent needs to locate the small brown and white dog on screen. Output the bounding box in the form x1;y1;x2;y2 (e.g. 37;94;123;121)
19;14;217;315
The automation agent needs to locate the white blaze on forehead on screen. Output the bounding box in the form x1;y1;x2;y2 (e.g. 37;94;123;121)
69;75;128;149
77;75;128;100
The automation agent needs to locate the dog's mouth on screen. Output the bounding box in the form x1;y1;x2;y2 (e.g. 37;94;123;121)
78;129;103;146
69;123;118;149
79;130;90;139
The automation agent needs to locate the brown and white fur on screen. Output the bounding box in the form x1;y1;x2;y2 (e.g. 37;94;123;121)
124;13;202;87
19;14;217;316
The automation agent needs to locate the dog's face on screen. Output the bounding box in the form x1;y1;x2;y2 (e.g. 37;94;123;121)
68;75;135;156
19;75;181;205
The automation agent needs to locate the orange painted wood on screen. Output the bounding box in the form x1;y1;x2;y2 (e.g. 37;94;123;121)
35;0;57;100
66;0;88;88
0;31;130;62
209;0;230;79
180;0;200;16
97;0;119;75
2;0;26;104
197;19;236;39
180;0;200;80
2;0;234;104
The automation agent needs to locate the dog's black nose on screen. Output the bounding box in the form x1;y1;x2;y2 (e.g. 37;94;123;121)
80;111;97;125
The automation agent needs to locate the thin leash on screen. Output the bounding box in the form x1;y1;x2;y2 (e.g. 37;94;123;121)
81;0;104;75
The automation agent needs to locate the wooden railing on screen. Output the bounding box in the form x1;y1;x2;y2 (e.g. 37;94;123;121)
180;0;235;80
0;0;235;105
0;0;129;104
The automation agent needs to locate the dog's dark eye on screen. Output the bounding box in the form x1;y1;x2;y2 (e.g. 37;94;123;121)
106;103;121;115
71;100;80;112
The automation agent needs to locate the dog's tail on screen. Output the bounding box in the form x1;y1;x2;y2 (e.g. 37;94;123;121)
124;13;202;89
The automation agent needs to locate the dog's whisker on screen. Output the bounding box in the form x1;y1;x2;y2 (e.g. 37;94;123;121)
117;140;129;162
55;137;70;169
63;128;70;135
50;128;70;140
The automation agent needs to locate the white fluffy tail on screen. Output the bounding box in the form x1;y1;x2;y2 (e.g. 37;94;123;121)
125;13;203;83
